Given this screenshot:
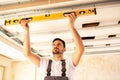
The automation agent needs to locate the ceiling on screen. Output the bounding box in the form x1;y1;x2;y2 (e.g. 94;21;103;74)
0;0;120;61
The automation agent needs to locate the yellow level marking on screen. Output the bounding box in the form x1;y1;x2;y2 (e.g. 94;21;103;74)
5;8;96;26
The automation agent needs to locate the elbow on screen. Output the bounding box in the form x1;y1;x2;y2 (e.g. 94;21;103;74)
78;47;85;55
77;43;85;55
82;47;85;53
82;47;85;54
81;44;85;53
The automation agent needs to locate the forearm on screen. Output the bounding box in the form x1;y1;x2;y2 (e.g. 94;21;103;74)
23;28;32;56
69;25;84;53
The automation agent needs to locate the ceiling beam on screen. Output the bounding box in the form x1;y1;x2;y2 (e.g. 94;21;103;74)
0;0;120;15
31;37;120;49
0;0;70;11
34;45;120;56
0;32;22;52
29;24;120;43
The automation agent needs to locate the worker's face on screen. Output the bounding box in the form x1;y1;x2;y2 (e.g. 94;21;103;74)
52;40;66;55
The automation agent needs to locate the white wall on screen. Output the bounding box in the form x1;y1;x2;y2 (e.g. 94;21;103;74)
12;61;36;80
12;53;120;80
0;55;12;80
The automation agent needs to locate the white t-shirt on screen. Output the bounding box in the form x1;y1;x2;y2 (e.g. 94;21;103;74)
39;57;75;80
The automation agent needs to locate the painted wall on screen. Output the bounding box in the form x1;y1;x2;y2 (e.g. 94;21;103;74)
74;53;120;80
0;55;12;80
12;53;120;80
12;61;36;80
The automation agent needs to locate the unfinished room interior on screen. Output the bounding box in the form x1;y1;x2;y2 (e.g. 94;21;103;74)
0;0;120;80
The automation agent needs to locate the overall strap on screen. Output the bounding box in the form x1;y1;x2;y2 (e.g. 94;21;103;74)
61;60;66;77
46;59;67;77
47;59;52;76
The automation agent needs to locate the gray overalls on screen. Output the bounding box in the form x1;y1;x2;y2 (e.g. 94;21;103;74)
44;59;69;80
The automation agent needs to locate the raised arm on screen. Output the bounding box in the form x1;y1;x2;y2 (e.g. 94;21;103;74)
19;20;40;67
67;13;85;67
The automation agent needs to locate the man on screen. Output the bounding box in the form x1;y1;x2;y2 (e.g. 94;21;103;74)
20;13;84;80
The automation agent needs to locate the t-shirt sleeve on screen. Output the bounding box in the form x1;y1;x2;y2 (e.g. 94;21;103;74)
67;57;76;69
39;57;49;80
40;57;49;68
66;57;76;80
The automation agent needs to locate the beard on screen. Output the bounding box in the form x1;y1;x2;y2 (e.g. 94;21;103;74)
52;48;62;55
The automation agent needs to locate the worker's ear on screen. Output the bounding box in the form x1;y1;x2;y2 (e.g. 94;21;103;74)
64;48;66;52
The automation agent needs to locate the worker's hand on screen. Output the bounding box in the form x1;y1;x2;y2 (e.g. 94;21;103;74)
19;20;30;31
67;13;78;27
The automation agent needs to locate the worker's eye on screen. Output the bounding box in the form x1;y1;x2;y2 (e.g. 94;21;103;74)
57;43;61;46
53;44;55;46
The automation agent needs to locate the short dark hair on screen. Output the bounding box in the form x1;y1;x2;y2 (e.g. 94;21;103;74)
52;38;66;48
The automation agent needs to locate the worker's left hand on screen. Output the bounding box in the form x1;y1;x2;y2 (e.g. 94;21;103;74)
67;13;78;27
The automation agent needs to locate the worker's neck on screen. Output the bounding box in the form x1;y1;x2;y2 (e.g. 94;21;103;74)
53;54;63;61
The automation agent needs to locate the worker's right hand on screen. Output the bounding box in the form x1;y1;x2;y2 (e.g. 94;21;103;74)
19;20;30;31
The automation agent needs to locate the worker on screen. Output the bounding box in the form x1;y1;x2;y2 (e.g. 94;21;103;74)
19;13;84;80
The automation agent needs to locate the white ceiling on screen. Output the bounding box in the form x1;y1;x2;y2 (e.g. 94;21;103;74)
0;0;31;5
0;0;120;61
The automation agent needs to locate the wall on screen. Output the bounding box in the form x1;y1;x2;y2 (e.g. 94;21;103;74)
12;61;36;80
0;55;12;80
74;53;120;80
12;53;120;80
